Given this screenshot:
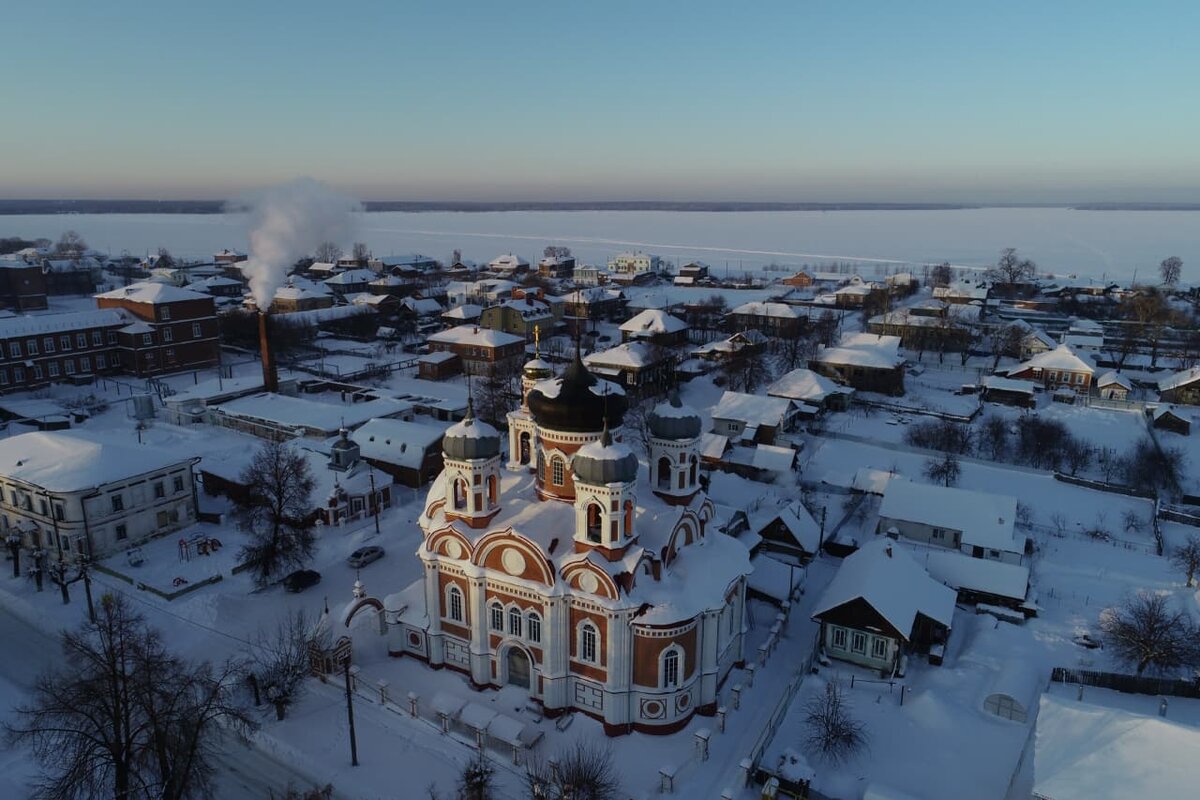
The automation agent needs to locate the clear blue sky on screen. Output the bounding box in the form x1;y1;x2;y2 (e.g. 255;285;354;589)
2;1;1197;202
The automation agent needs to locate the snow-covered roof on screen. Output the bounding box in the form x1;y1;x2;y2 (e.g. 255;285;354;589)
981;375;1037;395
730;301;806;319
347;292;392;307
811;538;956;638
698;432;730;460
584;341;664;370
1033;694;1200;800
0;309;127;340
1158;365;1200;392
814;333;903;369
350;418;444;469
711;391;793;428
619;308;688;335
1150;403;1188;422
748;553;800;602
749;500;819;553
428;325;523;348
0;431;196;492
95;281;209;305
119;321;155;335
767;368;852;404
418;351;458;364
488;254;528;270
1013;344;1095;375
921;550;1029;602
879;482;1020;554
1096;371;1132;390
323;268;376;285
215;393;410;433
402;297;445;315
442;303;483;320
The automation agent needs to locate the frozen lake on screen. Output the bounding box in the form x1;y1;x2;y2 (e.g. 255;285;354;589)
5;207;1199;281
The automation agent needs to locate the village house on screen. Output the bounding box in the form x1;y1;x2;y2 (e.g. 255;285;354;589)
767;368;854;413
979;375;1037;408
561;287;627;335
184;275;245;299
1149;404;1191;435
867;306;977;352
607;250;662;279
780;271;814;288
710;391;797;446
211;392;412;440
811;539;956;675
479;295;556;341
690;330;769;366
877;481;1026;564
727;301;808;338
1095;371;1132;401
746;499;821;563
0;431;198;560
95;282;221;377
417;351;461;381
1157;366;1200;405
427;325;525;376
379;358;751;735
487;254;529;276
619;309;689;347
537;254;575;278
810;333;905;395
368;274;413;297
571;265;611;286
213;248;248;265
350;417;446;487
674;261;710;286
1006;344;1095;392
444;279;521;307
372;253;440;275
0;260;49;311
267;277;335;313
583;341;675;400
441;303;483;326
323;268;377;297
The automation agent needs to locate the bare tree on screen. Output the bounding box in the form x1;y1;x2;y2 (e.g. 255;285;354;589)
1160;256;1183;288
721;344;771;393
1169;535;1200;586
155;247;176;270
5;594;253;800
350;242;370;264
978;415;1009;461
457;753;495;800
987;323;1026;371
1062;438;1092;477
55;230;88;258
924;452;961;487
988;247;1036;286
269;784;334;800
1099;592;1199;675
234;440;318;586
314;241;342;263
1122;437;1186;495
249;610;313;718
803;682;868;765
526;741;620;800
621;399;654;457
929;262;953;288
451;248;462;266
543;245;572;260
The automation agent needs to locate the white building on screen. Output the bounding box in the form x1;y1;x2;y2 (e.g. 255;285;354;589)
607;251;662;276
0;431;199;559
877;482;1026;564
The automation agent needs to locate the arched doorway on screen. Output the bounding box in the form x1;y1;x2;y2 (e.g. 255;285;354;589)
519;432;531;465
506;647;531;689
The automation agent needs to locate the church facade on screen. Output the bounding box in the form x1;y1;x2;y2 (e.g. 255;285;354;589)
385;351;752;734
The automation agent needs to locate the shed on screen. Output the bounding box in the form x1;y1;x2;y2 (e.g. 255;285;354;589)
1149;404;1191;435
982;658;1040;722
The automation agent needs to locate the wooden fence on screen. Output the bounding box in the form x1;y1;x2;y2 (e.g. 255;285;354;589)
1050;667;1200;699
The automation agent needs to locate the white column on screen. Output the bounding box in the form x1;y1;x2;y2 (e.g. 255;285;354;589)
468;574;490;685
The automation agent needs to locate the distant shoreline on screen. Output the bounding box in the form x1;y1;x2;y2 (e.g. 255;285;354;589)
1;200;1198;215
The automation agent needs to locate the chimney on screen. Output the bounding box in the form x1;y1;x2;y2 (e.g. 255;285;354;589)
258;312;279;393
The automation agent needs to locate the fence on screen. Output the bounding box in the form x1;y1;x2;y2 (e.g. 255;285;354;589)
1025;521;1158;556
1051;471;1155;500
1050;667;1200;699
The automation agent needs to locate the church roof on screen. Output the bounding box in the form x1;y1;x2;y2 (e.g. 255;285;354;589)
527;349;627;433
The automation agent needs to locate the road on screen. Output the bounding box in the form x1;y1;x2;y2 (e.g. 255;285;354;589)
0;602;345;799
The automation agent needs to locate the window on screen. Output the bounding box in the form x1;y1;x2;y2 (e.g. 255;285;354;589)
661;648;680;689
579;622;598;664
851;632;867;654
490;602;504;631
43;337;54;353
831;628;847;649
0;370;7;386
192;323;202;338
114;524;127;541
76;333;86;348
47;362;59;378
54;504;64;522
447;585;464;622
95;354;105;370
13;367;23;383
163;328;173;343
8;342;20;358
79;356;90;372
161;307;171;320
173;476;184;492
872;637;888;658
107;331;117;345
63;360;75;375
60;335;70;351
527;612;542;643
142;334;152;346
551;457;565;486
111;494;124;512
26;339;37;355
91;331;102;346
31;365;42;380
507;606;522;637
38;499;47;516
154;482;165;499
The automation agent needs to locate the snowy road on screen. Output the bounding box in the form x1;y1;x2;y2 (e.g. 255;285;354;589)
0;603;345;799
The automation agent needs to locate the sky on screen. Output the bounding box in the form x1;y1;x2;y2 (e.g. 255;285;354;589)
2;1;1198;203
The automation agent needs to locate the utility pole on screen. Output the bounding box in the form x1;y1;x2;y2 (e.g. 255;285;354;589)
369;469;380;537
344;661;359;767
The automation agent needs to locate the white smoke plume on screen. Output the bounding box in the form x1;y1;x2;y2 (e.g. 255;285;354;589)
231;178;362;310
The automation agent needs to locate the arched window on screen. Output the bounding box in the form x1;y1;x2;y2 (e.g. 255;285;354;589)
453;478;468;510
678;471;686;489
624;500;633;536
489;601;504;631
527;612;542;643
552;457;565;486
519;432;531;465
661;647;681;689
689;455;698;486
586;503;603;543
579;622;599;664
679;451;687;464
656;456;671;489
446;585;464;623
507;606;522;637
486;474;497;506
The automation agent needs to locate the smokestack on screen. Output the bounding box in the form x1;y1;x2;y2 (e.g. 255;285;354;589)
259;312;279;393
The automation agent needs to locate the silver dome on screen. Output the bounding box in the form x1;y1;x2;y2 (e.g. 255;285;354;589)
647;389;702;441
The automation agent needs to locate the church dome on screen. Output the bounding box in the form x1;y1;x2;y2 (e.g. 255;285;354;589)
528;349;627;433
523;357;553;378
442;400;501;461
648;389;702;441
572;425;638;486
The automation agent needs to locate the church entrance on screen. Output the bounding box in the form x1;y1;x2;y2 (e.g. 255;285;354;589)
519;432;531;465
506;647;531;689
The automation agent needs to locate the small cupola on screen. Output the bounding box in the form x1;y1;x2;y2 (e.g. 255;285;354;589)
442;399;501;461
329;427;360;472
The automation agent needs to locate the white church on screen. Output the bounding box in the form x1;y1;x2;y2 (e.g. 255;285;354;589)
383;349;752;735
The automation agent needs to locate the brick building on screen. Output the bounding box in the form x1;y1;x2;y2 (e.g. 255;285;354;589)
95;282;221;376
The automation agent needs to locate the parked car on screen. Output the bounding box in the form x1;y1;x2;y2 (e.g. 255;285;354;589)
347;546;385;569
283;569;321;593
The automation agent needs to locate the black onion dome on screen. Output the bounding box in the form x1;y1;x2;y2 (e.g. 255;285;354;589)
527;350;627;433
572;424;639;485
442;399;501;460
647;389;702;440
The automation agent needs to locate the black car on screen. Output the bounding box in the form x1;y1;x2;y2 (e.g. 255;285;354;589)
283;569;321;593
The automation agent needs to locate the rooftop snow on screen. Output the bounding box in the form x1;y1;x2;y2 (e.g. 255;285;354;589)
1013;344;1095;375
730;301;807;319
0;431;196;492
815;332;903;369
428;325;523;348
1157;365;1200;391
879;482;1020;554
215;393;410;433
619;309;687;335
350;418;444;469
919;549;1029;602
584;341;663;370
711;391;793;427
767;368;851;403
0;309;127;340
95;281;210;305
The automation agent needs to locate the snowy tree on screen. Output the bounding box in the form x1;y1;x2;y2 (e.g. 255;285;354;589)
924;452;961;487
248;610;313;717
803;683;868;765
1169;535;1200;587
457;753;495;800
55;229;88;258
5;594;253;800
314;241;342;263
234;440;317;586
1160;255;1183;288
988;247;1036;285
1099;592;1200;675
543;245;572;260
526;741;620;800
929;262;953;288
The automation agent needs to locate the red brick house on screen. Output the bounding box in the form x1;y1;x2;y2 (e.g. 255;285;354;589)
95;282;220;376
